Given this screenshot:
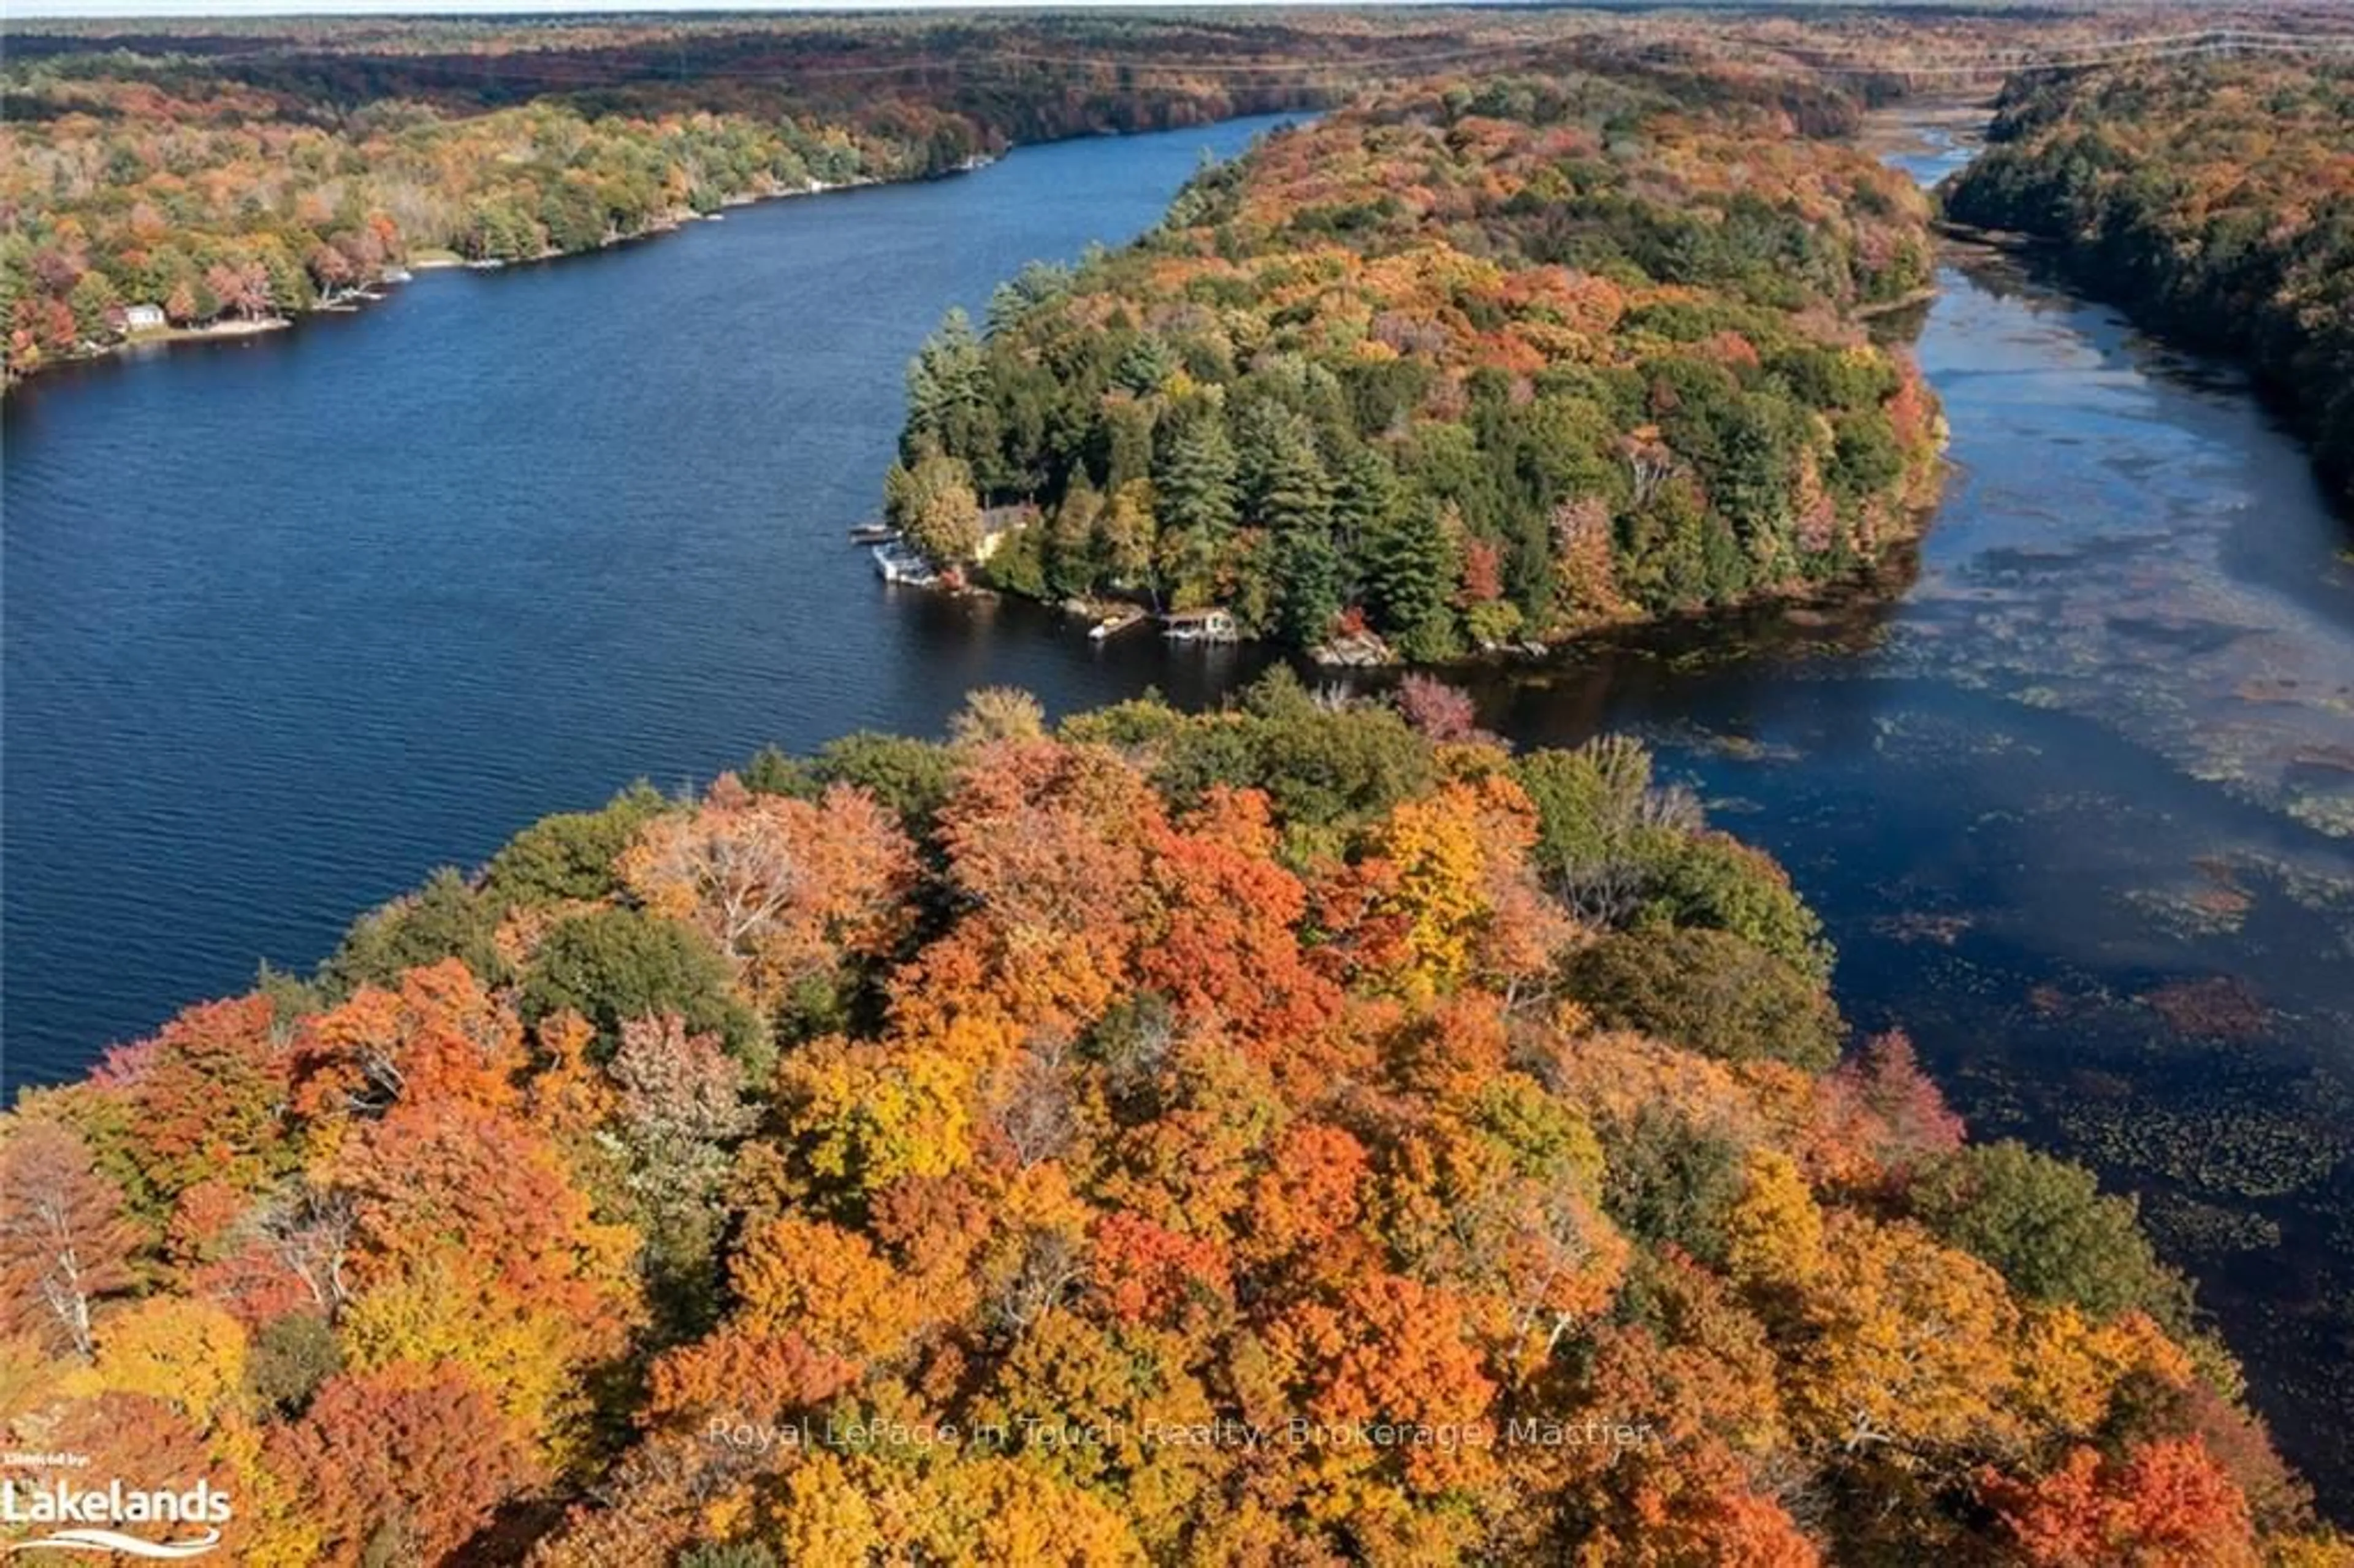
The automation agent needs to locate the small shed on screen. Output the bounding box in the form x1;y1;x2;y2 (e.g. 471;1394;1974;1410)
123;304;168;332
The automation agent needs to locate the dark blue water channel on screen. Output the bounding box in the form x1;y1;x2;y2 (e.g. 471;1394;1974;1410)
6;110;2354;1504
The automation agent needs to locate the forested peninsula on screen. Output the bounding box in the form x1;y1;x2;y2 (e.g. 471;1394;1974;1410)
2;679;2341;1564
883;65;1946;661
1943;59;2354;510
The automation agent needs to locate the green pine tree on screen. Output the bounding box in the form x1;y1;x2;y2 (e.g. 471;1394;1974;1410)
1155;403;1240;538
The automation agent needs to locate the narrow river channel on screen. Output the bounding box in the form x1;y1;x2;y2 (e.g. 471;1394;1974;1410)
4;107;2350;1505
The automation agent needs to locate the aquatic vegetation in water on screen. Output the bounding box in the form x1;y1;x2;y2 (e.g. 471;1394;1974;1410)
2185;856;2257;923
2260;859;2354;920
1868;707;2043;767
1644;719;1804;766
2141;976;2271;1043
2026;983;2081;1018
1873;910;1976;946
2124;882;2256;942
2061;1092;2350;1201
2147;1192;2284;1259
2287;793;2354;840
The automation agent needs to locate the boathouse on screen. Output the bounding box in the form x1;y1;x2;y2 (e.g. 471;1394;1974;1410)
1161;608;1240;643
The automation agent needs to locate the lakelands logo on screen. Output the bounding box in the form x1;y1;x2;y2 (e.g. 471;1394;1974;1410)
1;1475;231;1559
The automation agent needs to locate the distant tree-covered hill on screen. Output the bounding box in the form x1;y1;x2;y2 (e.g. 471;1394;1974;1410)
0;14;1439;381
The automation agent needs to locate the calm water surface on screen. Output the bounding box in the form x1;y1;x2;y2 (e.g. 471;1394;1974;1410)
6;113;2353;1503
3;117;1289;1086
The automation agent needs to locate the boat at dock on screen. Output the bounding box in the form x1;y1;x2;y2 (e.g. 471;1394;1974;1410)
1087;607;1148;642
848;522;899;544
871;542;939;587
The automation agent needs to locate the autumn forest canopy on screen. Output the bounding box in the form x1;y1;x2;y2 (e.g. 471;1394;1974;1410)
8;7;2354;1566
1;677;2345;1564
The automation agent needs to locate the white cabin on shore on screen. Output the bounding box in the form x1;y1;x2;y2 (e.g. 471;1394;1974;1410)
122;304;167;332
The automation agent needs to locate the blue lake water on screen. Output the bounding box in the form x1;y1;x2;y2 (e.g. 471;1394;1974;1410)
6;108;2353;1505
2;116;1290;1087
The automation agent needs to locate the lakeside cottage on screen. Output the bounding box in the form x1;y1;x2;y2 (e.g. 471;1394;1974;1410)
973;504;1036;565
122;304;167;332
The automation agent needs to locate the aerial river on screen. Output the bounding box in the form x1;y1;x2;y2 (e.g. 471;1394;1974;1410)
4;109;2350;1501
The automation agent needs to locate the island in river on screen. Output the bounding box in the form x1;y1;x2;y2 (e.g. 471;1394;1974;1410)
5;34;2354;1555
